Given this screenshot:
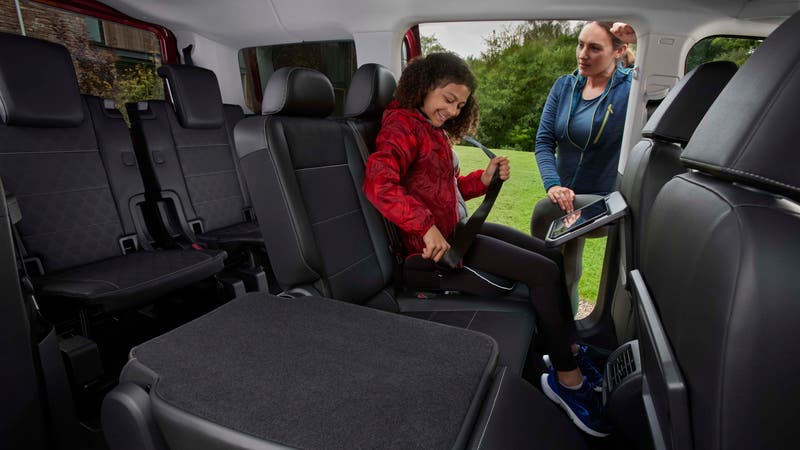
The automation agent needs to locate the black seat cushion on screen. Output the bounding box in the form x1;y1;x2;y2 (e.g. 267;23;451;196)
36;249;225;312
127;293;497;449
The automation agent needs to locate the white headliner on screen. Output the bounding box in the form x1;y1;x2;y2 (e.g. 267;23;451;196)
96;0;796;143
101;0;794;49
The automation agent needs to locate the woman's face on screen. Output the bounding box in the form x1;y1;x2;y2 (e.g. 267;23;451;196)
576;23;624;78
421;82;470;128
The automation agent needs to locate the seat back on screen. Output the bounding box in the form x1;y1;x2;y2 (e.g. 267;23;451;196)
343;63;397;153
612;61;736;341
129;64;251;237
0;33;139;273
236;67;394;303
632;11;800;450
619;60;737;274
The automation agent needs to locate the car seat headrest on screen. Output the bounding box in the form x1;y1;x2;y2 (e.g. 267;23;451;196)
344;63;397;119
642;60;738;145
158;64;225;129
681;11;800;202
0;33;84;127
261;67;334;118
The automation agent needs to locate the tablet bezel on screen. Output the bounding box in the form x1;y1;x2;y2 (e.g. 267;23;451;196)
545;191;628;247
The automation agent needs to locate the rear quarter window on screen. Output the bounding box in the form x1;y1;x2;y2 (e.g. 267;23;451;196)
0;0;165;117
238;41;357;116
686;36;762;72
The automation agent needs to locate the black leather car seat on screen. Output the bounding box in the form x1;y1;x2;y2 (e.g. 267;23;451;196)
611;61;737;339
0;33;225;318
630;10;800;450
235;67;536;375
128;64;261;249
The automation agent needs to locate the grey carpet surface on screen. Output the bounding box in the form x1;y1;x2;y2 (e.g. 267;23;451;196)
133;293;497;449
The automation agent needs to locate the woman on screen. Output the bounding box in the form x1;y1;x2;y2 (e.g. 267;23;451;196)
364;52;610;437
531;21;636;312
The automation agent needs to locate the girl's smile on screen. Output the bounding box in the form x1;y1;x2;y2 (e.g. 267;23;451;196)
421;83;471;127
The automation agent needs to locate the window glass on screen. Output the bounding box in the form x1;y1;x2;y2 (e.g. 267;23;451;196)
0;0;164;115
238;41;357;115
686;36;762;73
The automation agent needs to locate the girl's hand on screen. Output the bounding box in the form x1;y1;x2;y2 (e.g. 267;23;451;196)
547;185;576;212
422;225;450;262
481;156;510;186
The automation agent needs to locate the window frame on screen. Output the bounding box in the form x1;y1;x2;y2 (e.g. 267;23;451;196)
31;0;179;64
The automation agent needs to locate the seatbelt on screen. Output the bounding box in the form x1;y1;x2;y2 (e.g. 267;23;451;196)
182;44;194;66
437;136;504;270
345;121;405;289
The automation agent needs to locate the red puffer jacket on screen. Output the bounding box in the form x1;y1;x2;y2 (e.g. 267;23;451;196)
363;101;487;255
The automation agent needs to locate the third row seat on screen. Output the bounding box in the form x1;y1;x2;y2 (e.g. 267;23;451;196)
128;64;262;251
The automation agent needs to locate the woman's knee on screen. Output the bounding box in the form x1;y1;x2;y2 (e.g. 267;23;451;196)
531;197;560;237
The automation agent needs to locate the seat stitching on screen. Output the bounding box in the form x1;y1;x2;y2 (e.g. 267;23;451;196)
682;157;799;192
310;208;361;227
465;311;478;330
326;252;376;280
17;185;111;198
183;169;237;178
475;369;506;449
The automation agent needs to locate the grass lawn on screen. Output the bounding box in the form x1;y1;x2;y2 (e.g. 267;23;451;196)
454;145;607;303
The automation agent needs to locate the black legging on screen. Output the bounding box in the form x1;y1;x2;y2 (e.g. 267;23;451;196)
440;222;578;371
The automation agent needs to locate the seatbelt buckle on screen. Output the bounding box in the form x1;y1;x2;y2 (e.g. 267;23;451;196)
118;235;139;255
23;256;44;276
242;207;255;222
191;242;207;250
188;219;204;235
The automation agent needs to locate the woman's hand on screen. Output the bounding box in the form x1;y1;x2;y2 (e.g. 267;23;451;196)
481;156;510;186
547;185;576;212
611;22;637;44
422;225;450;262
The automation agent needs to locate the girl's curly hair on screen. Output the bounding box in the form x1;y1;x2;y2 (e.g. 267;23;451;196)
394;52;479;138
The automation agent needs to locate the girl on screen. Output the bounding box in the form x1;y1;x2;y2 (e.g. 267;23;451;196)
363;52;610;437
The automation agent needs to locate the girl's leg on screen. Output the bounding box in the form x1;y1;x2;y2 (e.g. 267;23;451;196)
444;233;578;372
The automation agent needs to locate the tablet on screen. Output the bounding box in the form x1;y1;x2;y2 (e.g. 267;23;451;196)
545;191;628;247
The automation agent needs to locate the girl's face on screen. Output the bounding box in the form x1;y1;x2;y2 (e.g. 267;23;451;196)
421;82;470;128
576;23;625;78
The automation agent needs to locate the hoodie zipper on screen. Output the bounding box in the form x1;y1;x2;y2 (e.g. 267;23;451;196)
593;103;614;144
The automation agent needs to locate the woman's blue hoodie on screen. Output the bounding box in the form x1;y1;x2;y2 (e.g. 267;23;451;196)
534;66;632;195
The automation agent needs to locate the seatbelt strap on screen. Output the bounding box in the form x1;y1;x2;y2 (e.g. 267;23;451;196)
345;120;405;287
182;44;194;66
437;137;504;270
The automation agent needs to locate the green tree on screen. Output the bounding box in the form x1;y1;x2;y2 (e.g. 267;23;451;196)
114;63;164;122
471;21;578;150
421;34;448;54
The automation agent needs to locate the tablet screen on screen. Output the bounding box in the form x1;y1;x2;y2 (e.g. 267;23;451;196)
548;199;610;239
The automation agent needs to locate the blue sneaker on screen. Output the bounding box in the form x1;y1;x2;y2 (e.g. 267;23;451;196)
575;345;604;392
542;345;604;392
540;369;611;437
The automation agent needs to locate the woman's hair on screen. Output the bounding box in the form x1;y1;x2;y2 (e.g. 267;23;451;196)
394;52;479;137
585;21;626;51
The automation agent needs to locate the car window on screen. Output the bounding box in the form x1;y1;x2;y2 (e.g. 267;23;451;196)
0;0;165;117
238;41;357;115
686;35;762;72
